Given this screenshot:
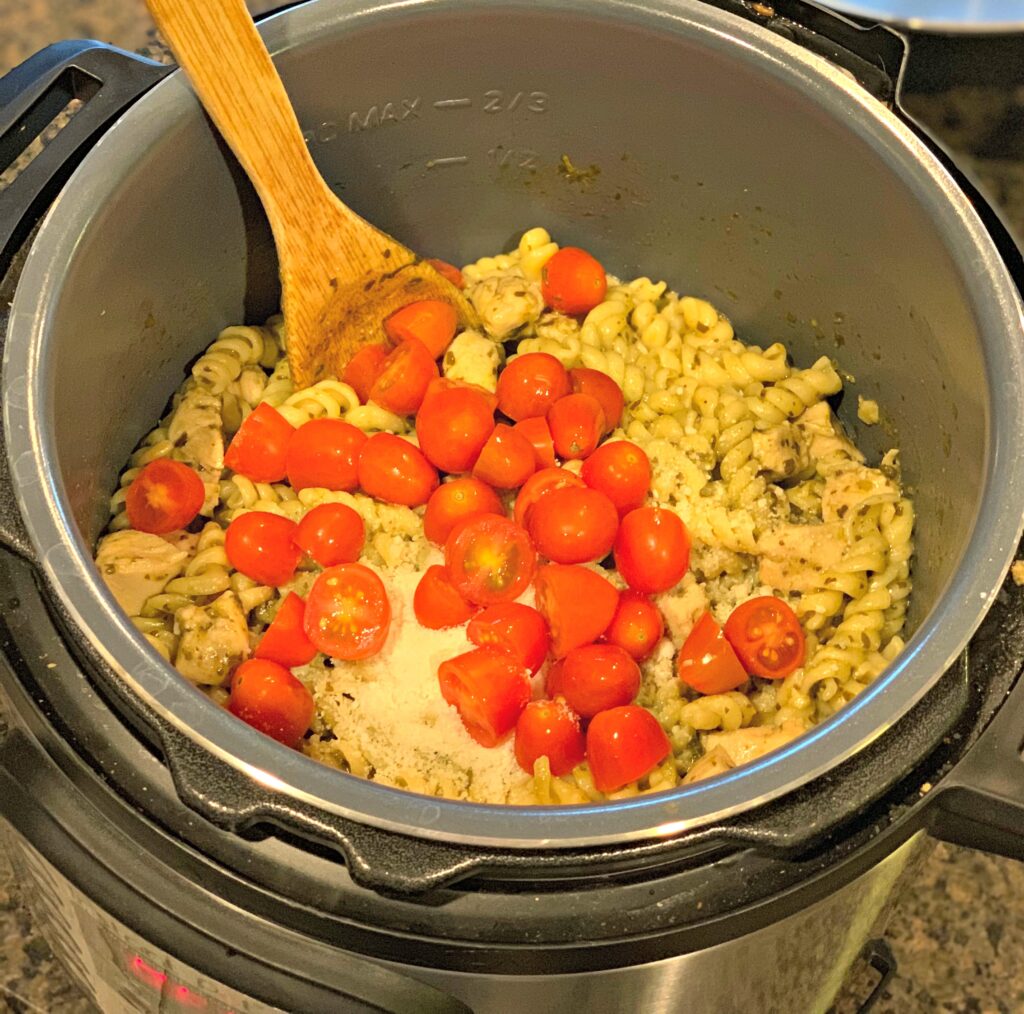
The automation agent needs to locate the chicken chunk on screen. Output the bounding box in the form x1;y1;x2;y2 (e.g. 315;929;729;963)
794;402;864;470
468;272;544;340
174;591;250;686
95;530;189;616
682;746;735;785
442;329;502;392
168;385;224;514
704;719;808;767
751;423;807;482
757;521;846;593
655;575;708;647
820;465;899;523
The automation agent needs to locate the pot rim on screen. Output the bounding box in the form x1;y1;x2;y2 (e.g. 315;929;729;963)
5;0;1024;850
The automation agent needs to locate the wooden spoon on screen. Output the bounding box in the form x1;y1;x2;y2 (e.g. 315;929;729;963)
146;0;478;389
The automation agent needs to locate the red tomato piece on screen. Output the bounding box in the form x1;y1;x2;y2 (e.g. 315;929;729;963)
254;592;317;668
534;564;620;658
424;478;505;546
416;383;496;474
125;459;205;535
286;418;367;492
514;416;557;470
467;602;549;674
723;596;806;680
586;706;670;794
304;563;391;660
438;647;531;747
527;485;619;565
604;590;664;662
545;656;567;698
369;337;439;415
343;343;390;403
581;440;650;515
228;658;315;749
678;611;749;694
472;423;536;489
445;514;536;606
547;393;605;460
293;502;364;567
414;565;476;629
514;699;586;776
427;258;464;288
569;367;624;435
358;433;439;507
513;467;585;528
613;506;690;594
541;247;608;316
384;299;459;358
559;643;641;718
225;511;301;586
423;376;500;414
496;353;571;421
224;403;295;483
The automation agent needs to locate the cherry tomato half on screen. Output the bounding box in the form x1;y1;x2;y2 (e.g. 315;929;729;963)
534;563;620;658
343;342;390;403
467;602;549;674
224;403;294;483
304;563;391;660
293;502;365;567
369;337;439;416
569;367;624;435
424;478;504;546
581;440;650;515
496;353;571;421
358;433;439;507
384;299;458;359
513;467;585;529
547;393;605;460
438;647;531;747
472;423;536;489
514;699;586;776
416;383;496;474
427;258;464;289
560;643;641;718
229;658;315;749
514;416;557;470
586;705;670;794
541;247;607;316
613;506;690;594
527;485;619;565
286;418;366;492
604;590;664;662
445;514;536;606
677;611;748;694
125;459;205;535
225;511;301;586
254;592;317;668
723;596;806;680
424;376;499;414
414;565;476;629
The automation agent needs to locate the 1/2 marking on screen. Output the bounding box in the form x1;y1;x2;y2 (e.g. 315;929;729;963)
487;146;539;171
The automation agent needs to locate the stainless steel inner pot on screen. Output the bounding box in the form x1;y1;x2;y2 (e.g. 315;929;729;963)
4;0;1024;848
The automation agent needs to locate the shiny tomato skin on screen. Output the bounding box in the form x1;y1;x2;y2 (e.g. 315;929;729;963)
569;367;624;435
445;514;536;606
586;706;670;794
254;592;317;668
527;485;619;565
358;433;439;507
513;467;585;529
369;337;439;415
414;565;476;629
496;353;571;421
293;502;365;567
343;342;390;403
286;418;366;492
427;258;464;288
514;416;558;470
613;506;690;594
678;611;749;693
541;247;607;316
514;699;586;776
384;300;459;358
224;403;295;483
604;590;664;662
125;459;205;535
472;424;536;489
547;393;605;460
416;384;496;474
228;658;315;749
467;602;549;674
534;564;620;658
304;563;391;660
723;596;806;679
424;376;500;414
424;478;504;546
581;440;650;515
560;643;641;718
225;511;301;586
438;647;531;747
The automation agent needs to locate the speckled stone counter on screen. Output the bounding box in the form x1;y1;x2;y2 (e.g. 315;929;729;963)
0;4;1023;1013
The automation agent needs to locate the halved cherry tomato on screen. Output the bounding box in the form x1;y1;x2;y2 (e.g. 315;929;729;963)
527;485;618;565
225;511;301;586
445;515;536;606
343;342;390;403
513;467;585;528
438;647;531;747
614;506;690;594
514;416;557;469
414;565;476;629
547;393;605;460
605;590;664;662
467;602;549;674
424;478;504;546
586;706;670;794
541;247;607;316
423;376;499;414
304;563;391;660
254;592;317;668
534;564;620;657
496;353;570;421
125;459;205;536
358;433;439;507
545;656;567;698
224;403;294;483
472;424;536;489
369;337;439;416
678;611;748;694
569;367;624;435
723;596;806;679
427;258;464;289
384;299;458;358
286;418;366;492
581;440;650;515
514;699;586;775
294;502;364;567
416;383;495;473
560;643;641;719
228;658;315;749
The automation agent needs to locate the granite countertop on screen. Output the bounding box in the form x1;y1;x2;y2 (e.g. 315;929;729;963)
1;4;1024;1013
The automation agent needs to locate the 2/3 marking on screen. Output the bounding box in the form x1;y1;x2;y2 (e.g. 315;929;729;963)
483;90;549;114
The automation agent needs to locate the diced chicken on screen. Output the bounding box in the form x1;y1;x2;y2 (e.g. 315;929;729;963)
168;386;224;514
794;402;864;469
820;465;899;523
682;746;735;785
532;311;581;345
173;591;250;686
704;719;808;767
468;272;544;340
756;521;845;593
751;423;807;482
655;576;708;647
442;329;502;392
95;530;189;616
